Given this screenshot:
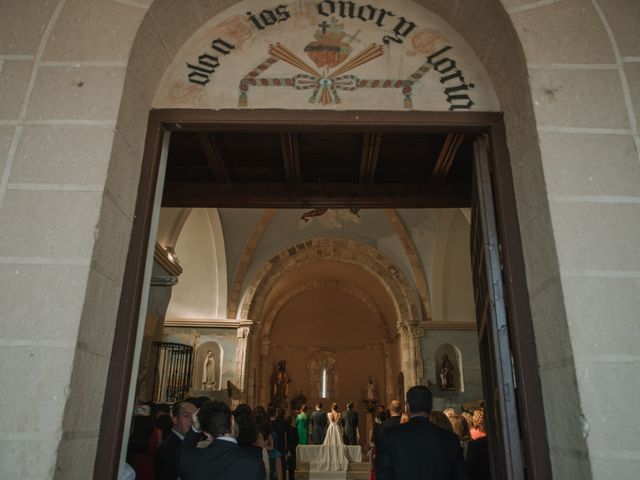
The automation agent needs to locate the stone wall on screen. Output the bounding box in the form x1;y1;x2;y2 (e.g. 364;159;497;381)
1;1;639;478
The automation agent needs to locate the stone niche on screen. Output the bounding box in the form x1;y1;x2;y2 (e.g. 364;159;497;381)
434;342;464;392
194;341;223;390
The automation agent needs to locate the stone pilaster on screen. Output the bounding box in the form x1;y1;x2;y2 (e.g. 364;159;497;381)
234;323;251;397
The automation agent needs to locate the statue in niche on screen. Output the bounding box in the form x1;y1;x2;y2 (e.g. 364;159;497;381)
439;354;455;391
362;376;378;412
202;351;216;389
271;360;292;408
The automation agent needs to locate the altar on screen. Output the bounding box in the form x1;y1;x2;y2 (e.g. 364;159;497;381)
296;444;363;463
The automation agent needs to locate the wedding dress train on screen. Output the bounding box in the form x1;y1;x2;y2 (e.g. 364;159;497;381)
316;413;348;472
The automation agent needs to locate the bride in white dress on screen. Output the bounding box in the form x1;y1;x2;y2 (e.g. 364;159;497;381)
316;403;349;472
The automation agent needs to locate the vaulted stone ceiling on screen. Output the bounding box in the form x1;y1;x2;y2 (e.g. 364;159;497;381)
157;206;474;326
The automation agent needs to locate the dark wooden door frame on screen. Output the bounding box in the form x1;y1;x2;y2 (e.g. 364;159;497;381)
93;109;551;479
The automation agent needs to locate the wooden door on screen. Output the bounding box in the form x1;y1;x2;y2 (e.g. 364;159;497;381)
470;135;525;479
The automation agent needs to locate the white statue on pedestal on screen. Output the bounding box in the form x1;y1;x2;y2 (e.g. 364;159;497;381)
202;351;216;389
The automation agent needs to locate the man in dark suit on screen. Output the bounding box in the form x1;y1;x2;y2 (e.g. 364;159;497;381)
377;386;468;480
343;402;358;445
374;399;402;461
309;402;327;444
285;415;299;480
154;400;197;480
179;400;266;480
272;408;289;474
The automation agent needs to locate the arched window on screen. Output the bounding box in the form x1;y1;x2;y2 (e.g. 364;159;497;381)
322;368;328;398
307;351;339;400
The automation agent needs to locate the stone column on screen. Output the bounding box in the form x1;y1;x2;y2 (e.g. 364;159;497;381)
382;339;394;404
409;326;425;385
258;339;272;406
234;324;251;397
245;323;262;404
397;324;412;386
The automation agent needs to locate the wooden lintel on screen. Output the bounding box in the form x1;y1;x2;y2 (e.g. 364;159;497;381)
430;133;465;183
197;132;232;183
280;132;301;184
162;182;471;208
359;132;382;184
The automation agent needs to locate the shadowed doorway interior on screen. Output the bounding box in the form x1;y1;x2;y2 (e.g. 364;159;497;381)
96;110;550;480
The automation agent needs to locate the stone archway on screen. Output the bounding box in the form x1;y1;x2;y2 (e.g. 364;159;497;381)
255;278;395;406
84;1;591;478
236;237;425;406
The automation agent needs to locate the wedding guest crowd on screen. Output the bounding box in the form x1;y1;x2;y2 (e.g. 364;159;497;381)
125;387;490;480
372;389;491;480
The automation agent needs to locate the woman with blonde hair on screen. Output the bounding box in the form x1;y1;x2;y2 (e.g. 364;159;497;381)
470;407;486;440
449;414;471;459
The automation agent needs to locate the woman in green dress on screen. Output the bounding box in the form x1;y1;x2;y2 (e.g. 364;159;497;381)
296;404;309;445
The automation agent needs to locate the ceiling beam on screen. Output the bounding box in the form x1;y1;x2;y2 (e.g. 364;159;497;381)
430;133;465;183
197;132;232;183
280;132;301;184
359;132;382;184
162;182;471;208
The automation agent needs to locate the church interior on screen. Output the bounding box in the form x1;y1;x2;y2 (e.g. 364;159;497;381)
130;124;487;477
140;205;482;415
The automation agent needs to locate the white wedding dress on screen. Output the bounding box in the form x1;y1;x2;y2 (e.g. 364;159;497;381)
316;412;348;472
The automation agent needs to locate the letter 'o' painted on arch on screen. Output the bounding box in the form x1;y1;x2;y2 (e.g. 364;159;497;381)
154;0;499;112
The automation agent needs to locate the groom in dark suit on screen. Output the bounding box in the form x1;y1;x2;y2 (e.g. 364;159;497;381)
309;402;327;444
342;402;358;445
179;400;266;480
377;385;468;480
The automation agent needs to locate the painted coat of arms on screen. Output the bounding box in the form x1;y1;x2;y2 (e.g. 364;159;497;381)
238;18;432;108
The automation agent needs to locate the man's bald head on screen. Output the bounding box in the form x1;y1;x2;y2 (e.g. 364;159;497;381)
389;399;402;416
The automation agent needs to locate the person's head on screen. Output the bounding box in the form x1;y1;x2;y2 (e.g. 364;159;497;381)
400;412;410;424
346;402;353;410
172;401;197;435
156;403;171;418
275;407;285;419
331;402;338;412
450;414;470;440
196;401;233;438
443;407;456;420
405;385;433;415
472;407;486;433
256;416;273;447
129;415;154;454
156;413;173;438
254;405;267;417
316;402;323;410
389;399;401;416
233;403;253;419
236;412;258;446
461;411;473;427
267;404;276;418
429;410;453;432
301;404;308;413
194;395;212;408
